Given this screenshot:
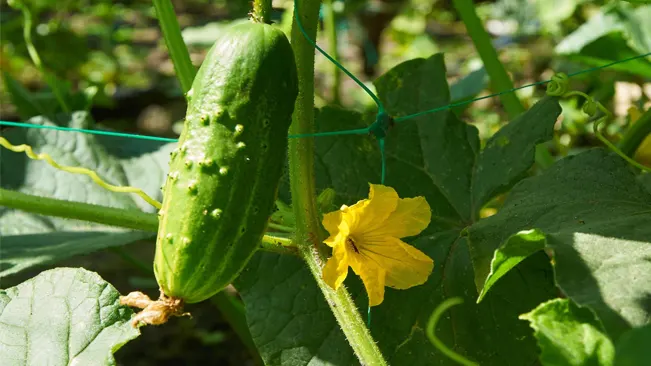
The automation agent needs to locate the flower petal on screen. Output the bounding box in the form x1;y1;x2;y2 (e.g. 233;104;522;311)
349;254;387;306
370;196;431;239
358;236;433;290
386;239;434;289
322;243;349;290
322;210;342;236
343;184;399;233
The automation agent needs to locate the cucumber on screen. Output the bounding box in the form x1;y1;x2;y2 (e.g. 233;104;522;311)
154;20;298;305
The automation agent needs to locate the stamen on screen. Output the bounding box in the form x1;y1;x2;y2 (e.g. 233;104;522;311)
347;237;360;253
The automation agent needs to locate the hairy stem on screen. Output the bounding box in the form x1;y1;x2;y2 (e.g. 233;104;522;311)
323;0;341;104
619;107;651;158
0;188;295;254
289;1;388;364
451;0;554;169
252;0;273;24
152;0;196;94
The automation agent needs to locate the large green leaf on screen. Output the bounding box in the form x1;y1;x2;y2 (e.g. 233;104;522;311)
0;267;139;365
615;324;651;366
0;232;152;278
469;149;651;340
533;0;583;35
237;53;560;365
520;298;615;366
2;72;55;121
235;253;360;366
0;112;174;277
555;3;651;78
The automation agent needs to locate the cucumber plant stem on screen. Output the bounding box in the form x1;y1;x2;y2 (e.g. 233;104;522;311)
619;107;651;157
11;0;70;113
252;0;273;24
323;0;341;104
0;188;159;231
0;188;294;254
451;0;554;169
152;0;196;94
288;1;388;365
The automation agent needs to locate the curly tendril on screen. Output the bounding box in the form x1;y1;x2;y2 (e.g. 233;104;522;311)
545;72;569;96
426;298;479;366
0;136;163;208
545;73;651;173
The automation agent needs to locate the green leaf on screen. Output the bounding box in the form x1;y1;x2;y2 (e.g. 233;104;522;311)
469;148;651;339
555;4;651;78
0;232;152;279
449;67;488;113
375;55;478;223
0;112;174;277
640;173;651;193
614;324;651;366
374;54;561;221
520;298;615;366
476;229;547;302
471;95;562;211
0;267;140;365
237;53;559;365
235;254;360;366
373;234;555;365
533;0;582;35
2;70;96;122
2;71;55;120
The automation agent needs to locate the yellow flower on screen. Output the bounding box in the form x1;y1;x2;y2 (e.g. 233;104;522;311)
321;184;434;306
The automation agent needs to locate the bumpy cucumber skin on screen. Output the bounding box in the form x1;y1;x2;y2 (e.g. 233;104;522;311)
154;21;298;304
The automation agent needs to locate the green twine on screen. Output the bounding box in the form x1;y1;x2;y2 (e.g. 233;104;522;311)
0;120;178;142
2;52;648;147
4;52;646;145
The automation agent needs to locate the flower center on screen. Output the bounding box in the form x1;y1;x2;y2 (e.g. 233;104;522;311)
346;236;360;254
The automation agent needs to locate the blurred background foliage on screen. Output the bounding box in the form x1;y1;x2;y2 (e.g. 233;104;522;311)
0;0;649;364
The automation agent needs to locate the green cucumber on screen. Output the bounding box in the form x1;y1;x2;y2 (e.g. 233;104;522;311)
154;20;298;305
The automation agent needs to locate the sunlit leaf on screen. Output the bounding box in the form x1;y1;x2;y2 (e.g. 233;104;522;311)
0;112;173;277
470;149;651;339
0;267;139;365
520;298;615;366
